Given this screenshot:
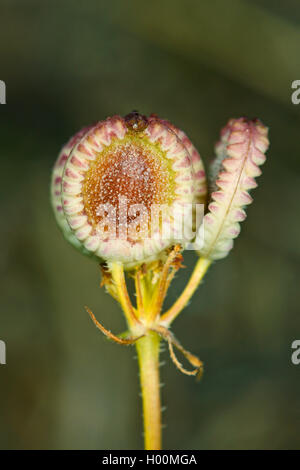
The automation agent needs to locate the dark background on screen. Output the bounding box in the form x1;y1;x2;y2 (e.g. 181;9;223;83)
0;0;299;449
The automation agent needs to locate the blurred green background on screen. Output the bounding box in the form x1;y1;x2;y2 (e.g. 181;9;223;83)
0;0;299;450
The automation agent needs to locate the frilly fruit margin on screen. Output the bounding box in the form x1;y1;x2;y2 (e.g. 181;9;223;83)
199;118;269;260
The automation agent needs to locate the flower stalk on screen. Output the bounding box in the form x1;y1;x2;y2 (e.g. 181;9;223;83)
136;331;162;450
161;257;212;326
109;261;140;328
86;249;206;449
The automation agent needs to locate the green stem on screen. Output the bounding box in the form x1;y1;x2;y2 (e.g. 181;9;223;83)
109;261;140;327
160;257;211;326
136;331;161;450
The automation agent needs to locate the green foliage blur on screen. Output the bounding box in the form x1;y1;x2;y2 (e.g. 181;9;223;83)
0;0;299;449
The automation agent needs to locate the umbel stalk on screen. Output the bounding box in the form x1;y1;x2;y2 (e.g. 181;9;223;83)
87;255;209;449
136;332;161;450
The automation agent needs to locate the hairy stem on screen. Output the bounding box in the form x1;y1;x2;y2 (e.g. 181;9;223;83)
161;257;211;326
136;331;161;450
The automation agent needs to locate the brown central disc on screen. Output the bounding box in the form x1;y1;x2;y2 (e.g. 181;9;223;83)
82;135;175;238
